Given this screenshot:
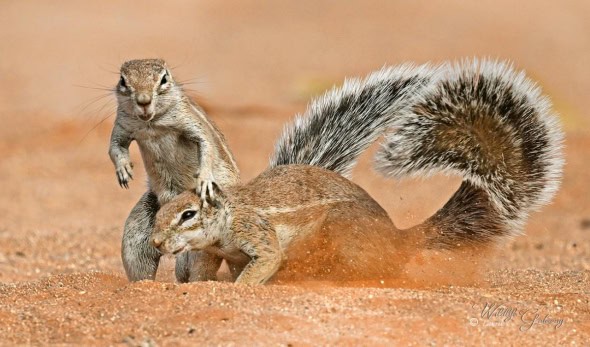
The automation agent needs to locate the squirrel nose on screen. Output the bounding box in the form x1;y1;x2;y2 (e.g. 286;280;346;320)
151;234;164;248
137;93;152;106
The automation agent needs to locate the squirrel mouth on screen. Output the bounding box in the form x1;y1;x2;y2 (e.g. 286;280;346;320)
138;113;154;122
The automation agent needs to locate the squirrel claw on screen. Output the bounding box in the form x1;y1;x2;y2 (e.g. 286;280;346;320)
117;173;129;189
196;176;216;204
116;161;134;189
199;180;214;200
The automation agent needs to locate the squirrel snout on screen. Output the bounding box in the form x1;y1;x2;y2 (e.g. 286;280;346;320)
136;93;152;106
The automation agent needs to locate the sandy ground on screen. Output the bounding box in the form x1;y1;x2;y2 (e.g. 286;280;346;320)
0;1;589;345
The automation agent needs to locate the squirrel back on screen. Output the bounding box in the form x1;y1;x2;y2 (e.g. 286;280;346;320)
270;59;564;248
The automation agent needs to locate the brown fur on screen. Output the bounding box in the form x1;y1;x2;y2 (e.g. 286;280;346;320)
152;165;413;284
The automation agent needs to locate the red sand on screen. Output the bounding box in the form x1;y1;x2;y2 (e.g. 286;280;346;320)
0;1;588;345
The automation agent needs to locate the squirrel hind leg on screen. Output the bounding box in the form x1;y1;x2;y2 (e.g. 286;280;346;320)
276;200;407;282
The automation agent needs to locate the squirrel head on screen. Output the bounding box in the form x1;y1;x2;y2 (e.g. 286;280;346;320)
151;187;229;255
116;59;180;122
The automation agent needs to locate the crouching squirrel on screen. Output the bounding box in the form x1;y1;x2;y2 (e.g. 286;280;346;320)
150;60;564;284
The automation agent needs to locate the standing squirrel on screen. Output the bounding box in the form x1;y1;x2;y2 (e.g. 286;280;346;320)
150;60;564;284
109;59;240;282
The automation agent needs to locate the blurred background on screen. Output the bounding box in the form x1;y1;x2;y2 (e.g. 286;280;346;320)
1;1;589;124
0;1;588;281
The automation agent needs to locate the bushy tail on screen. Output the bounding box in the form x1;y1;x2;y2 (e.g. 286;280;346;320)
270;64;436;178
376;60;564;247
270;59;563;248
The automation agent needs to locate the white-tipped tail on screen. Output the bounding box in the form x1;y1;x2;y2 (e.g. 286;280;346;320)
376;59;564;246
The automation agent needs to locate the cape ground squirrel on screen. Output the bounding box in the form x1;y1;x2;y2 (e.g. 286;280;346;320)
150;60;564;284
109;59;240;282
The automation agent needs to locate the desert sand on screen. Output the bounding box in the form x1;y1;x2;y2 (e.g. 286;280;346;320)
0;1;588;345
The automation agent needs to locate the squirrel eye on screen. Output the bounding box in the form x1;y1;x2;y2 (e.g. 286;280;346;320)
180;210;196;222
119;76;127;89
160;73;168;86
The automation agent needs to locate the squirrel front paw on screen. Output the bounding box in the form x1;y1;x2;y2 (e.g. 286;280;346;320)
116;160;134;189
195;171;216;204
